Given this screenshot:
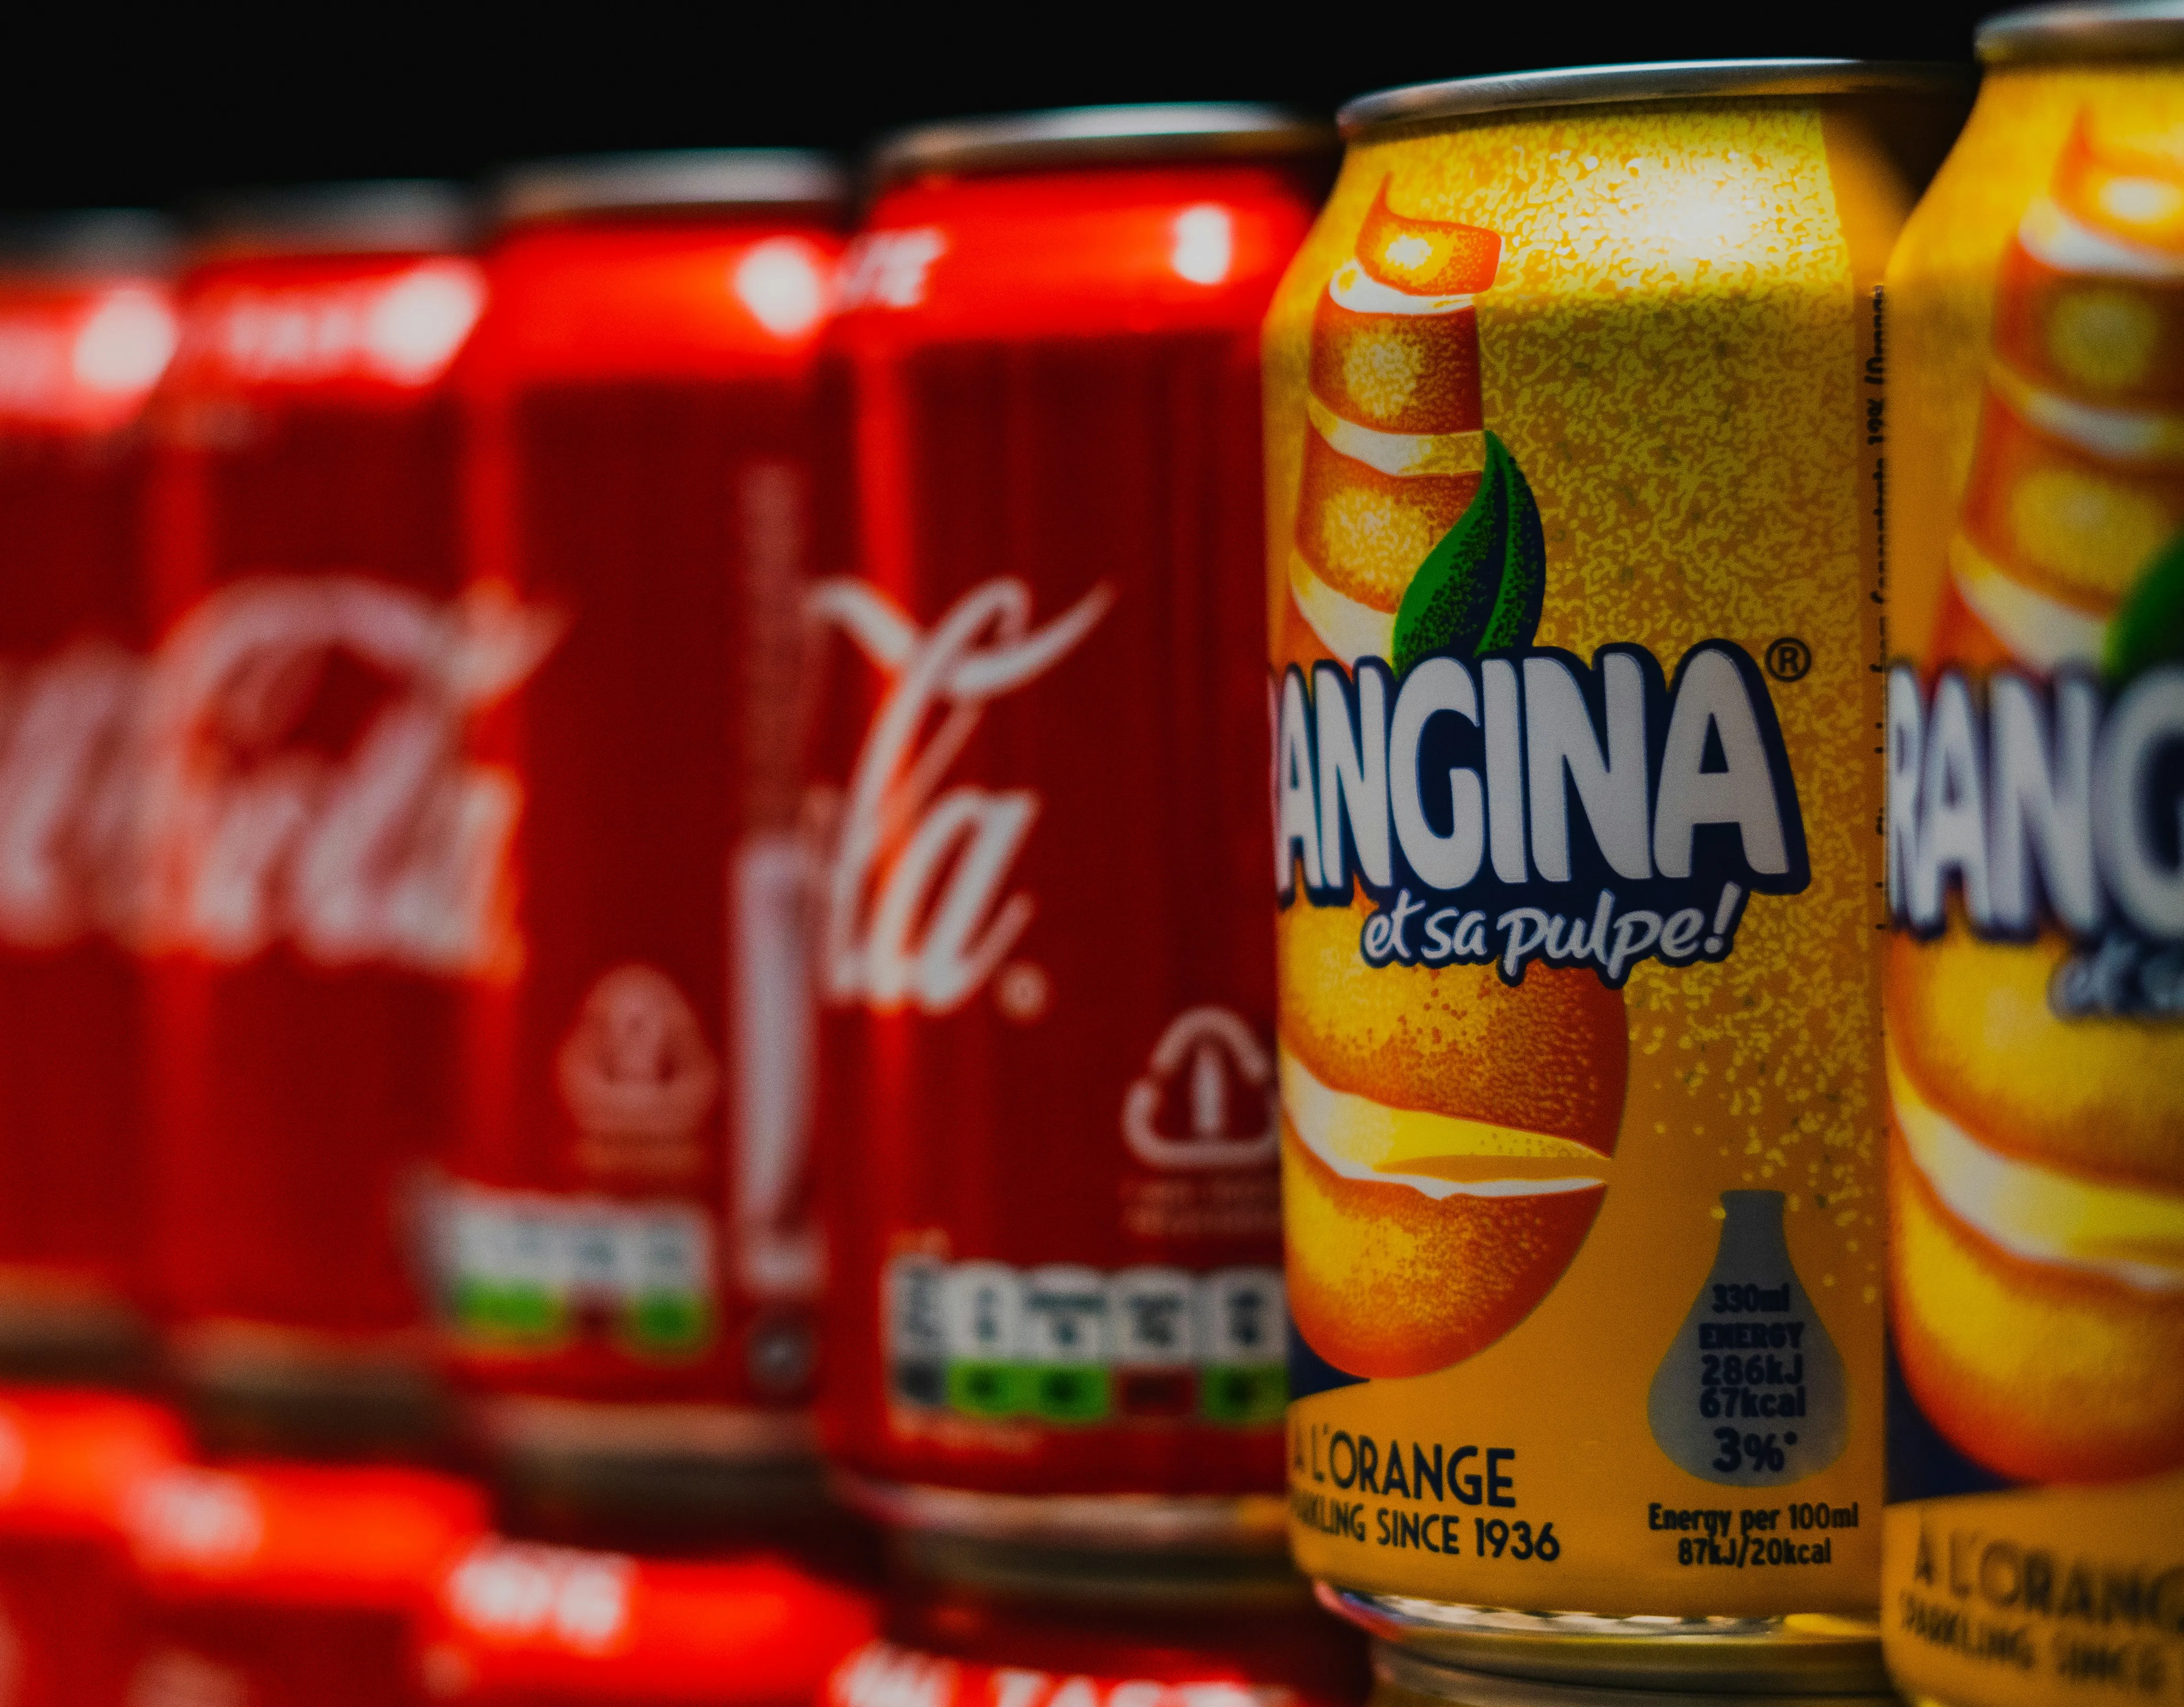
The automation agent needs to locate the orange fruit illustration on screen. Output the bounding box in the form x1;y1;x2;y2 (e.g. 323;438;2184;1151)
1279;892;1627;1379
1276;187;1627;1383
1886;928;2184;1482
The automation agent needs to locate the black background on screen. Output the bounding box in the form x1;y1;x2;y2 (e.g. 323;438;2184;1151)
0;2;2006;215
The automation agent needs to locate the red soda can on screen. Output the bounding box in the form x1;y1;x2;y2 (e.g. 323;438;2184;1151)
807;107;1327;1539
139;184;517;1447
0;1389;185;1707
0;213;175;1374
124;1461;486;1707
415;1537;877;1705
824;1567;1366;1707
436;152;845;1508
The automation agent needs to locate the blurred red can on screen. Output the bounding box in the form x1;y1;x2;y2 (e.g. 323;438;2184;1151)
0;213;175;1373
416;1536;877;1705
140;183;512;1445
125;1460;487;1707
825;1569;1365;1707
0;1389;185;1707
807;106;1327;1537
439;152;845;1492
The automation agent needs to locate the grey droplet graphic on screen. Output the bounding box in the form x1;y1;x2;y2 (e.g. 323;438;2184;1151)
1646;1190;1847;1487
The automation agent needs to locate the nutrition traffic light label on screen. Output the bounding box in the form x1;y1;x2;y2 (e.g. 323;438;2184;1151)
883;1255;1286;1426
433;1182;714;1357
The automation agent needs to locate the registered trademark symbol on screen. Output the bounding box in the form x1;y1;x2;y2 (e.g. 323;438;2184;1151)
995;961;1050;1023
1764;637;1813;682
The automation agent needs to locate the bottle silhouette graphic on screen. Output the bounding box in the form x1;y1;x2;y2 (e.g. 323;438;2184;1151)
1647;1191;1847;1486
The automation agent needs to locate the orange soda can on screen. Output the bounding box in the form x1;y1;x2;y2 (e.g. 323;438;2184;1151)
1880;5;2184;1705
1265;59;1962;1692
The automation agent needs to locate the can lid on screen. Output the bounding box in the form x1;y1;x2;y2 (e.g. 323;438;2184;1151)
1340;58;1969;138
1979;1;2184;63
0;209;176;279
494;149;849;227
870;103;1333;186
189;179;475;258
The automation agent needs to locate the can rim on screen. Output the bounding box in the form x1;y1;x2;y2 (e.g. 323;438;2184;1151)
467;1392;819;1466
832;1469;1290;1554
1370;1639;1901;1706
869;103;1334;187
187;180;475;260
1978;0;2184;63
890;1528;1314;1611
1338;58;1970;137
494;149;849;228
1320;1587;1889;1694
0;209;176;281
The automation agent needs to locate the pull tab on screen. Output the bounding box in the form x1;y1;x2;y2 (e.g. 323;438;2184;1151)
1646;1190;1847;1486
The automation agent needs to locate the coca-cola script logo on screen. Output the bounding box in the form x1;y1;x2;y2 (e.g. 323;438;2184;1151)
809;575;1112;1016
0;639;146;949
0;576;562;979
135;576;562;977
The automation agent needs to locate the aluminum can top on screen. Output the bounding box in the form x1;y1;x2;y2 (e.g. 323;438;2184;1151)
188;179;475;260
870;102;1332;186
125;1462;488;1611
467;186;837;383
1979;0;2184;62
0;208;175;280
494;148;849;228
1339;57;1966;138
420;1539;878;1702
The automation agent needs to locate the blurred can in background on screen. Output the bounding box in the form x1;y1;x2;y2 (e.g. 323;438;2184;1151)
437;150;845;1531
0;1389;185;1707
0;212;175;1378
125;1461;486;1707
1881;7;2184;1706
805;105;1327;1553
140;182;508;1453
415;1537;877;1705
824;1553;1366;1707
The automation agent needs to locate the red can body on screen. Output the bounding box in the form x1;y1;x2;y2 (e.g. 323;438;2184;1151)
142;228;505;1395
0;1390;185;1707
808;146;1320;1502
440;202;840;1426
416;1537;877;1705
825;1581;1366;1707
124;1461;487;1707
0;262;173;1339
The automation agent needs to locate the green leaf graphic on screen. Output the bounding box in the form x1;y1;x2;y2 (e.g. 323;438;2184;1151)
2105;525;2184;684
1388;430;1546;678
